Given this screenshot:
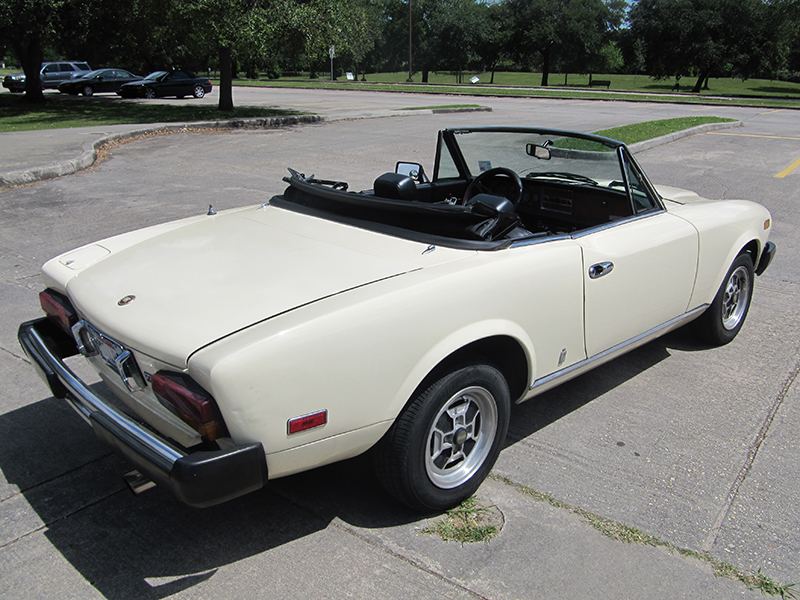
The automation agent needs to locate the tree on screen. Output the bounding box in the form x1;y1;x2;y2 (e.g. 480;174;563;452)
477;1;512;83
506;0;624;86
0;0;62;102
428;0;489;82
629;0;782;92
181;0;274;111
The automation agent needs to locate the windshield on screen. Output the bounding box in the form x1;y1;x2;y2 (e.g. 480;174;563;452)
143;71;167;81
446;129;624;186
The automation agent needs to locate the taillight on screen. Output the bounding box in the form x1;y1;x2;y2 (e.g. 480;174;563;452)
151;372;227;440
39;289;78;333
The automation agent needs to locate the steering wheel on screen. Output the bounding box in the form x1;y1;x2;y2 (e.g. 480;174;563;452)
462;167;523;207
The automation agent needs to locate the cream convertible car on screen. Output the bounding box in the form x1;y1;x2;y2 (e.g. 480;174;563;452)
19;127;775;512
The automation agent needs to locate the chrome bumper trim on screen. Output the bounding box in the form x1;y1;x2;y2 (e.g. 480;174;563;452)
18;318;267;507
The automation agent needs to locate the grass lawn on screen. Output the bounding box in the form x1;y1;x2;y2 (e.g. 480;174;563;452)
0;92;299;133
224;70;800;109
595;116;737;145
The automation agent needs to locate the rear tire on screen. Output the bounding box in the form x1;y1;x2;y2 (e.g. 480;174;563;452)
374;363;510;512
193;85;205;98
694;253;754;345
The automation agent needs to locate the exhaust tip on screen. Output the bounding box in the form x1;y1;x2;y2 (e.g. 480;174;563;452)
123;470;156;495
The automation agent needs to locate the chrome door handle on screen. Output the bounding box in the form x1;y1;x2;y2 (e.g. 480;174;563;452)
589;261;614;279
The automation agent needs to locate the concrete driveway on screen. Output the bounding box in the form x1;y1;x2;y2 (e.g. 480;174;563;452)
1;89;798;599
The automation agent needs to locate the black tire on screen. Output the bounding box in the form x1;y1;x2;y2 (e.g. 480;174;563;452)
193;85;205;98
694;253;754;345
144;86;156;99
374;363;510;512
82;85;93;96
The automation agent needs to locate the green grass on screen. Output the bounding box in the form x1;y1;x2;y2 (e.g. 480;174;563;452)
279;70;800;98
0;93;299;133
421;497;501;544
224;71;800;109
399;104;483;110
491;473;799;598
596;116;737;145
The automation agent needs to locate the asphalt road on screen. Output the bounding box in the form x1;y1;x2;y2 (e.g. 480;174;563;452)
1;88;799;599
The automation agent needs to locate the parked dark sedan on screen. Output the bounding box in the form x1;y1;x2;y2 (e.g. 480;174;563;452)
118;70;212;99
58;69;142;96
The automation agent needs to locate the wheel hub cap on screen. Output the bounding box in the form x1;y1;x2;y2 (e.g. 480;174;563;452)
425;386;498;489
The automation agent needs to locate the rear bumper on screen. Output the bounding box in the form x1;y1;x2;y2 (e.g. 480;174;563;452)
18;317;267;508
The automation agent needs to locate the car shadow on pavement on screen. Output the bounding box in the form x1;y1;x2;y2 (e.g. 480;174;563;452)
1;384;420;599
505;327;698;445
2;328;707;599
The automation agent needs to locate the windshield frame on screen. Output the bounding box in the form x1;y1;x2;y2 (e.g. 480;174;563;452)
433;126;664;213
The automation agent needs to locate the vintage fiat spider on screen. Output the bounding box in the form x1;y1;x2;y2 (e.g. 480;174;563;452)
18;127;775;512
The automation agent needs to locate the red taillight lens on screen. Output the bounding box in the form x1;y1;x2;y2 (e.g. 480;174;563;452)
151;372;227;440
39;289;78;332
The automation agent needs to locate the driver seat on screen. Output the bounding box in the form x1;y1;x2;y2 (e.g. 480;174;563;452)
465;193;522;241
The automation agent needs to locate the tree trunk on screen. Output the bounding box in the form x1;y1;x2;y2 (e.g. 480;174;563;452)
18;34;45;104
422;70;429;83
691;69;710;93
218;46;234;112
540;45;551;87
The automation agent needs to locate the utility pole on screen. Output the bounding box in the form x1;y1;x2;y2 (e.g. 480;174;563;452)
406;0;413;82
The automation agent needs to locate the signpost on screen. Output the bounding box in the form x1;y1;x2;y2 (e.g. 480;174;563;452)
329;45;335;81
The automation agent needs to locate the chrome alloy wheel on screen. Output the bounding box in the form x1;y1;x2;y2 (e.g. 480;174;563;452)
425;386;498;489
722;265;751;330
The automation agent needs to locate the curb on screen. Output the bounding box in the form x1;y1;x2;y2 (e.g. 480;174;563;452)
628;120;742;153
0;114;323;188
1;113;737;187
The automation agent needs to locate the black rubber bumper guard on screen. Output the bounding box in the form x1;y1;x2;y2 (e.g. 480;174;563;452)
756;241;777;276
18;317;268;508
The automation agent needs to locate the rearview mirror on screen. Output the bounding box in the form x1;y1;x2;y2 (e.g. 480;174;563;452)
526;144;551;160
396;161;429;183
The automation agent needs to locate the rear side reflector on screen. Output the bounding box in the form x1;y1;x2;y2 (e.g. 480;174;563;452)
288;410;328;435
39;289;78;333
151;372;227;440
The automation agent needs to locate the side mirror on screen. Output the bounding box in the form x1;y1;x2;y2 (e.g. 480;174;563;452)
395;161;429;183
526;144;551;160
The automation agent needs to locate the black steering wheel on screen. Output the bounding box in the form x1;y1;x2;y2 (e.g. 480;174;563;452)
462;167;524;207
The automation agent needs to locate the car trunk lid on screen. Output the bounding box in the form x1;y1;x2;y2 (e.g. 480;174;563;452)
65;205;466;366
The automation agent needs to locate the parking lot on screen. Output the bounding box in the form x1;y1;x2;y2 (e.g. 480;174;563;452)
1;89;798;598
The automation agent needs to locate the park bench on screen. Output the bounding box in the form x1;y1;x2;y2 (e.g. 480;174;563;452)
588;79;611;89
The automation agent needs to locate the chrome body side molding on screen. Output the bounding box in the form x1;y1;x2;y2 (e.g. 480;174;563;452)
521;305;708;403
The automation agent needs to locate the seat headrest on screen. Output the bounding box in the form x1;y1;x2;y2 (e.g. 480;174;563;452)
373;172;416;200
467;193;516;217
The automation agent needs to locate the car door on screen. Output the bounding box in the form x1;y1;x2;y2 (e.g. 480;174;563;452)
96;71;113;93
577;211;698;357
162;71;188;96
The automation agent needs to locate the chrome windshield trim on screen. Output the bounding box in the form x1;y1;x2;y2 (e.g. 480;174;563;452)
524;305;707;401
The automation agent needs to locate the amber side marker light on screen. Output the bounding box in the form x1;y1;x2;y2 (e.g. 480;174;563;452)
39;289;78;333
288;410;328;435
765;219;771;230
151;372;227;440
